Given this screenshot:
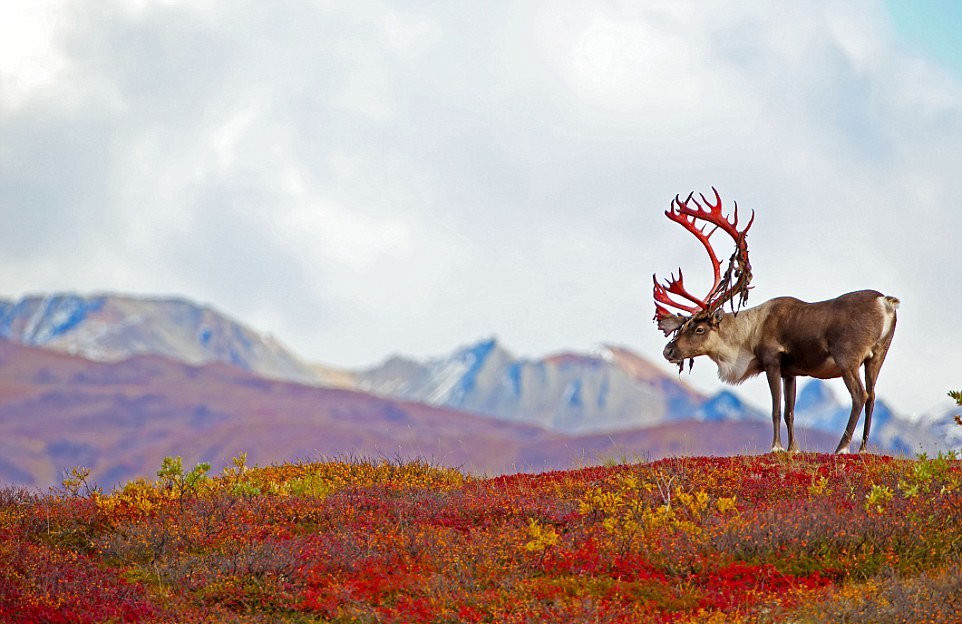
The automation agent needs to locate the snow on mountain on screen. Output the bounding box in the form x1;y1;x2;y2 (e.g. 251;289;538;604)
356;338;706;434
0;293;321;385
795;379;846;431
885;402;962;456
932;408;962;451
698;390;766;423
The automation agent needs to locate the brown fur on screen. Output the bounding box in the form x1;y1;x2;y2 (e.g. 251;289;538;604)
663;290;898;453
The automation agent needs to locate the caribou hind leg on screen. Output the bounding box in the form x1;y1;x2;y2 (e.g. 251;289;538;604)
836;368;868;454
858;357;886;453
859;329;896;452
858;295;899;453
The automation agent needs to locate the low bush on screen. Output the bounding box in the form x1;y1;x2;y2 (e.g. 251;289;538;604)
0;452;960;622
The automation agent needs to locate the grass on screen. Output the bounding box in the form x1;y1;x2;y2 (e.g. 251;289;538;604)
2;452;961;622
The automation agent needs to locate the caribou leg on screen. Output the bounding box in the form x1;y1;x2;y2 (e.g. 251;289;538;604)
860;356;888;453
836;368;867;454
766;367;784;452
783;376;800;452
859;326;896;453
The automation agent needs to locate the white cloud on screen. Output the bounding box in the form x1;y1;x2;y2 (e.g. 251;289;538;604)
0;1;69;109
276;169;414;271
0;0;959;415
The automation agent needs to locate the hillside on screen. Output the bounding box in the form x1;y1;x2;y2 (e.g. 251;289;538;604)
0;339;842;488
2;453;961;622
0;293;715;434
3;293;944;444
0;292;948;489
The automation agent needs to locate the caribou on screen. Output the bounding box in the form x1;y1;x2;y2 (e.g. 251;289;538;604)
653;189;898;454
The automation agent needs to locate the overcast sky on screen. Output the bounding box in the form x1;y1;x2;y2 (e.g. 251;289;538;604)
1;0;960;416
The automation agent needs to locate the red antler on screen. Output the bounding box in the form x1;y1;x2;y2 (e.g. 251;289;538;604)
653;187;754;327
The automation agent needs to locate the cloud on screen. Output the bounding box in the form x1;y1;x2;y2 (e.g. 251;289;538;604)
0;0;959;415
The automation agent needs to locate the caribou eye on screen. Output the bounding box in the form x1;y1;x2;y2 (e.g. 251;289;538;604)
695;326;706;335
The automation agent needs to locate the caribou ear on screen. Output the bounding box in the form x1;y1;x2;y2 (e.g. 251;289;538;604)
657;313;687;336
711;308;725;325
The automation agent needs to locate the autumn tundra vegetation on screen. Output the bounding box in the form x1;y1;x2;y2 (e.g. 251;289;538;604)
0;191;950;621
2;431;962;623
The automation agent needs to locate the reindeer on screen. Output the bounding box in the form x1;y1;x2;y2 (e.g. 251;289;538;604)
653;188;898;454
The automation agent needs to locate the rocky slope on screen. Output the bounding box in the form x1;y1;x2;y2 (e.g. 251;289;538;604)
0;293;321;384
354;340;706;434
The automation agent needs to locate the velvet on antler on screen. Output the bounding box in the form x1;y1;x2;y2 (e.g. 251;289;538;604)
653;188;754;334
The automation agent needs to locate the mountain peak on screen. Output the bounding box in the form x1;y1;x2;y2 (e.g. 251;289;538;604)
700;390;746;422
602;344;674;383
454;336;506;361
355;339;712;433
796;379;841;412
0;293;108;344
0;292;319;385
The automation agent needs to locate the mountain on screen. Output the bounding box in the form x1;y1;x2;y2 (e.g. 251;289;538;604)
354;339;705;434
0;291;949;486
0;294;714;435
353;339;946;453
0;293;326;385
698;390;765;422
926;404;962;451
0;338;841;488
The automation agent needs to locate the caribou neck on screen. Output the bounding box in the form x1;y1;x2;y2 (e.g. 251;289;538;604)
707;303;770;384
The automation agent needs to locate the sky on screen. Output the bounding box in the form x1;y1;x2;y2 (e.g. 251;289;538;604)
1;0;960;417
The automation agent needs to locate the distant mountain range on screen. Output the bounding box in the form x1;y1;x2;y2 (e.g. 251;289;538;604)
0;294;321;384
0;338;846;488
351;340;709;434
0;293;953;487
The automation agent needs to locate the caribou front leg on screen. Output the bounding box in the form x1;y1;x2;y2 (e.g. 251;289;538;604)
783;376;800;452
766;367;784;452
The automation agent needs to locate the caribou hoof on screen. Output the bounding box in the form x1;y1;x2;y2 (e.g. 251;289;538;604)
770;444;786;453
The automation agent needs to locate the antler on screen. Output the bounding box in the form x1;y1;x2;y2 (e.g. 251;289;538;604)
653;187;754;329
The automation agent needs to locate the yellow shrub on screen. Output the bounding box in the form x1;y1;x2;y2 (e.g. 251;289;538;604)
523;518;559;553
